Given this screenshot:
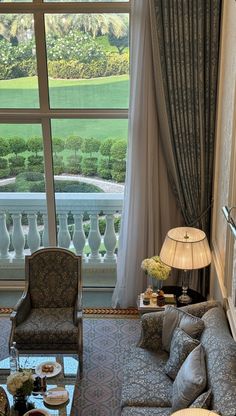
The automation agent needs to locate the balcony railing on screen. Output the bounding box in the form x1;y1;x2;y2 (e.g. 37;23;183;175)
0;193;123;266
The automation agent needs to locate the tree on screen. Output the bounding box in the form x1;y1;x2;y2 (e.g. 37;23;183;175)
53;137;64;156
27;136;43;156
111;139;127;183
111;139;127;161
0;137;9;157
9;136;27;156
100;138;115;162
65;135;83;159
82;137;100;157
108;32;128;55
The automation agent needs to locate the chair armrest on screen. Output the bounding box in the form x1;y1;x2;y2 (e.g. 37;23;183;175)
137;311;165;351
10;292;31;326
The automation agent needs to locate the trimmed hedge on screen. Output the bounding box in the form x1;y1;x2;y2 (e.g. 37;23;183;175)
47;53;128;79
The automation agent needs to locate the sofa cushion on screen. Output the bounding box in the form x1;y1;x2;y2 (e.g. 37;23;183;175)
121;347;172;408
201;306;236;416
164;327;200;380
189;389;212;409
172;344;207;412
162;305;205;352
121;407;172;416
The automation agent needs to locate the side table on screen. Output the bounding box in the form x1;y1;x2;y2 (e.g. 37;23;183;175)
137;292;176;315
163;285;206;307
137;286;205;314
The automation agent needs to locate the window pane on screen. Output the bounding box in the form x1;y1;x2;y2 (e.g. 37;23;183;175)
45;14;129;108
0;124;48;262
51;119;126;282
0;124;45;192
51;119;127;183
0;14;39;108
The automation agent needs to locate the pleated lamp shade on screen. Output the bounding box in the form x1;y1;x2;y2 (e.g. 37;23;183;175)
159;227;211;270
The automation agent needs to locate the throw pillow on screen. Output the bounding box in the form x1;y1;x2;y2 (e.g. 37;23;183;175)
164;327;200;380
189;389;212;409
162;305;205;352
172;344;207;412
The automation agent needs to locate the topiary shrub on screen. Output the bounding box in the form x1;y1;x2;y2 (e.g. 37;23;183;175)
0;157;9;179
0;168;10;178
54;180;102;193
65;155;82;174
0;158;8;168
53;165;65;175
16;172;44;182
15;172;44;192
8;156;26;176
111;159;126;182
97;158;112;179
27;155;44;166
27;155;44;173
29;182;45;192
0;183;16;192
81;156;98;176
111;169;126;183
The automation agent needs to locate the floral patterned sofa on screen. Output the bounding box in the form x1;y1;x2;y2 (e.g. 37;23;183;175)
121;301;236;416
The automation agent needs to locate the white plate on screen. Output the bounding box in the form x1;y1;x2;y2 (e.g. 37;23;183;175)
23;409;50;416
35;361;62;378
43;387;69;406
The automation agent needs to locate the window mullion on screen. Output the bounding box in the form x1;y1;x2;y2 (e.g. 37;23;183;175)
34;12;50;112
34;12;57;246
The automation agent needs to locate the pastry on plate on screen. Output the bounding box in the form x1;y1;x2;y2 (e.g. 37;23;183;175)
41;364;54;373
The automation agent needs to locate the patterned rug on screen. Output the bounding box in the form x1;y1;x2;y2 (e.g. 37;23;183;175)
0;316;141;415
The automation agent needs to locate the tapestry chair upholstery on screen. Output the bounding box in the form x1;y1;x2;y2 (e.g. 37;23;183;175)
9;247;83;373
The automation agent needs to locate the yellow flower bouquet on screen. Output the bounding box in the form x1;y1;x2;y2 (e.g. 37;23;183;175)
141;256;171;281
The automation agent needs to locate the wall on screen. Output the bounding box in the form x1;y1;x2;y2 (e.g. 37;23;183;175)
211;0;236;337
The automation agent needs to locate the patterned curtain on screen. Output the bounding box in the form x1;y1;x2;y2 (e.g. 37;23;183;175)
150;0;222;237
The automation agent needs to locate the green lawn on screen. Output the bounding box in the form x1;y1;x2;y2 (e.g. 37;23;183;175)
0;75;129;139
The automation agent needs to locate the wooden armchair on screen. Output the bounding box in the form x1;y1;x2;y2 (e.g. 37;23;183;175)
9;248;83;373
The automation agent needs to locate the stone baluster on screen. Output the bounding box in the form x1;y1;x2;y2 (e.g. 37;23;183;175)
42;214;49;247
12;213;25;261
27;213;40;253
58;213;71;248
0;213;10;261
103;214;117;263
73;214;86;257
88;214;101;262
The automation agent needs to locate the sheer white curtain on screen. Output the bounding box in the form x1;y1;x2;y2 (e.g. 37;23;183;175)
112;0;182;308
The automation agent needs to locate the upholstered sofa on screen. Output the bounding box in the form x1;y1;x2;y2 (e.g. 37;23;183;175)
121;301;236;416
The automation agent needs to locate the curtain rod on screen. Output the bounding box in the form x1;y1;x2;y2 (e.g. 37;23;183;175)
222;206;236;239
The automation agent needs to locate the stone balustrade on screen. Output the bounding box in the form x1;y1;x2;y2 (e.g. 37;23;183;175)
0;193;123;265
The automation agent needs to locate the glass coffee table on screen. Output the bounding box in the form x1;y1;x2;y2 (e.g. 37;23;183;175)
0;354;79;416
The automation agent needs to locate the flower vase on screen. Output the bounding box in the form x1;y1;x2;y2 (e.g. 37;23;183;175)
13;394;29;415
151;278;163;292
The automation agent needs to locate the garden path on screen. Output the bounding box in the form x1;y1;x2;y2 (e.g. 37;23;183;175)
0;175;124;193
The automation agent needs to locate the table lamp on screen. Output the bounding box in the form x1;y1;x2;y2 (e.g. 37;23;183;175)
159;227;211;304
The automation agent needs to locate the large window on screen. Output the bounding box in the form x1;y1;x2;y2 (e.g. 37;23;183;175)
0;1;130;285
